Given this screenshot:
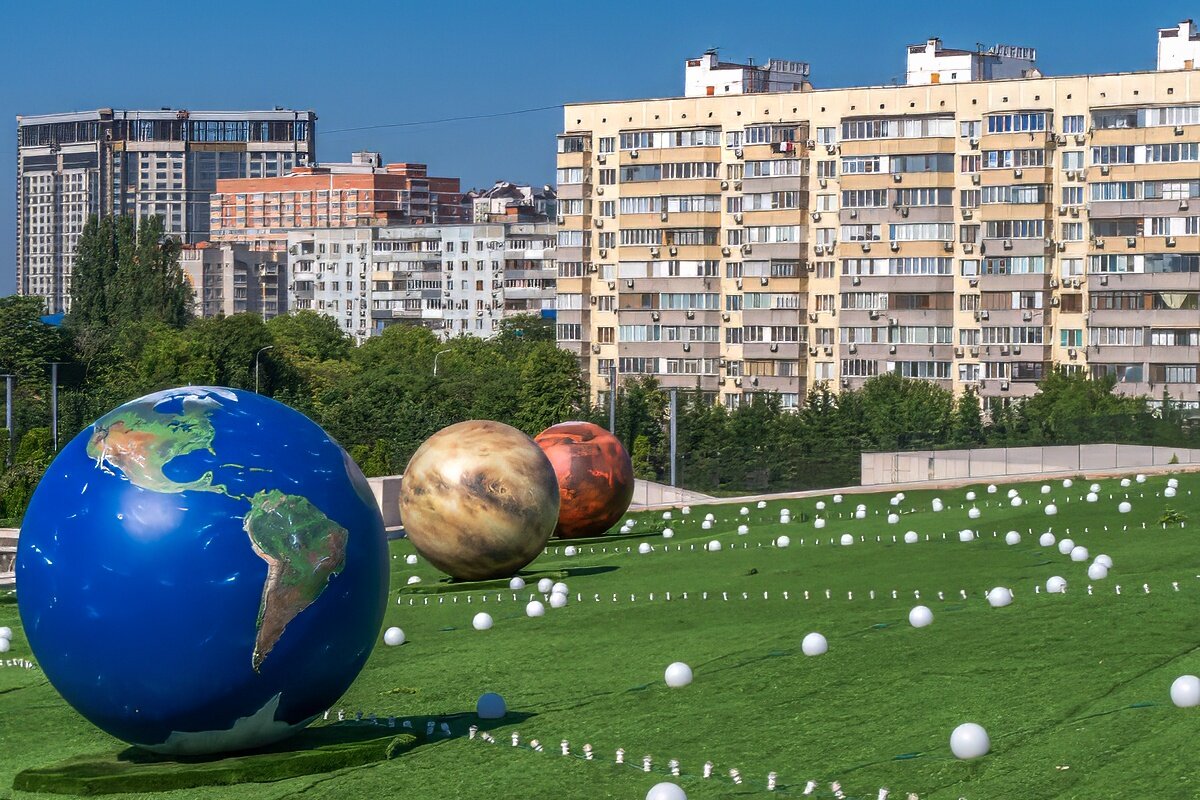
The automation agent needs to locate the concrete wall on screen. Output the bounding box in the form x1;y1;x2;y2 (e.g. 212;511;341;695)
0;528;17;587
628;480;713;509
862;444;1200;485
367;476;404;529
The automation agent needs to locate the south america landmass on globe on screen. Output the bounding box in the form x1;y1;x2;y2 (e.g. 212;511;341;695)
243;489;348;671
85;389;349;670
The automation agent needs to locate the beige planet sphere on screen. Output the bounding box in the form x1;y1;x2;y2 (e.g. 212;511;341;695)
398;420;560;581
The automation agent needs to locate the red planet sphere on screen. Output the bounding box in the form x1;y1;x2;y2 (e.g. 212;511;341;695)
534;421;634;539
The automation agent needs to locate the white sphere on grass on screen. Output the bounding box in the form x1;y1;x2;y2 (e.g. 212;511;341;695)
1167;478;1179;489
383;627;406;646
664;662;693;688
1011;497;1023;507
739;506;749;515
662;528;674;539
780;514;791;524
1041;484;1051;495
1087;562;1109;581
966;491;976;501
890;496;900;506
1120;478;1131;488
854;509;866;520
509;577;526;591
776;535;791;548
1086;492;1098;503
472;612;494;631
932;499;944;512
987;587;1013;608
815;501;826;510
537;578;554;593
646;783;688;800
1062;479;1073;488
968;507;981;519
564;545;578;557
707;540;722;552
662;511;672;520
904;531;919;544
476;692;507;719
840;534;854;546
959;529;975;542
1119;501;1132;513
801;632;828;656
1136;474;1146;483
552;581;568;595
887;513;899;524
1039;532;1056;547
1070;546;1089;563
406;575;421;585
1008;488;1019;498
909;605;933;628
0;638;11;653
757;500;767;509
950;723;990;760
1046;576;1067;594
1170;675;1200;708
1057;538;1075;555
1094;554;1113;569
701;520;712;530
704;513;715;522
1005;531;1021;545
681;505;691;515
814;518;826;529
987;484;997;494
0;626;11;641
737;524;749;535
638;542;652;554
549;592;569;609
1165;487;1177;498
856;503;867;512
1045;504;1058;516
833;494;843;503
1090;483;1101;493
525;600;546;617
405;554;418;565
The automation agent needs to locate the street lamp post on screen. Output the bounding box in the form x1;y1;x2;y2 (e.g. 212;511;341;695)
433;348;452;376
254;346;275;394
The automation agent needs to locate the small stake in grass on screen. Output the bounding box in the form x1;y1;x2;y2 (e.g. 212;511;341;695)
616;748;625;764
584;744;593;760
643;755;652;772
670;759;680;776
703;762;714;778
768;772;778;791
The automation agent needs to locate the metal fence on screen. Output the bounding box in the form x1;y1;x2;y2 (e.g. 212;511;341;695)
861;444;1200;486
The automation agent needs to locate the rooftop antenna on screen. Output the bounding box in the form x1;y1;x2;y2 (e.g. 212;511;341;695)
704;46;720;56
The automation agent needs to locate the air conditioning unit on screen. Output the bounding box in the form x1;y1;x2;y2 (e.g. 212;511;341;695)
809;346;819;356
962;208;973;219
686;309;695;319
808;312;819;323
1050;296;1060;307
596;186;604;195
720;180;730;190
649;247;660;257
741;244;752;254
1070;206;1079;218
849;209;858;219
1000;381;1010;391
590;295;598;305
1100;275;1109;286
1058;205;1067;214
852;275;861;285
824;346;833;356
736;279;743;289
969;137;980;148
963;243;974;254
734;181;742;190
840;378;850;388
1180;199;1189;211
980;310;990;320
892;173;903;183
1074;134;1086;145
889;344;898;354
1014;168;1023;178
868;310;880;320
970;346;980;357
862;242;872;253
734;149;744;159
1057;241;1066;252
1167;236;1177;247
722;246;731;256
608;281;616;290
630;149;639;159
599;248;608;258
849;343;858;353
734;213;744;224
669;246;679;256
890;241;900;252
811;211;821;222
943;241;954;252
954;347;964;357
591;343;601;353
597;154;606;164
1175;125;1185;136
556;215;566;225
770;342;778;352
1003;239;1013;250
722;312;730;322
734;377;743;387
651;310;660;321
1126;237;1136;248
826;144;837;154
818;178;828;188
814;245;825;255
1100;164;1110;175
626;279;635;288
971;173;981;185
806;139;816;148
1000;346;1010;355
1013;346;1022;355
1055;134;1067;145
1094;237;1105;249
683;342;691;352
660;211;668;222
1022;311;1033;321
760;276;769;286
1068;348;1077;358
1065;170;1077;180
594;218;603;228
968;278;979;287
1071;278;1080;288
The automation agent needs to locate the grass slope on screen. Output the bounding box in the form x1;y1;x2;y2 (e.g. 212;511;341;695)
0;474;1197;799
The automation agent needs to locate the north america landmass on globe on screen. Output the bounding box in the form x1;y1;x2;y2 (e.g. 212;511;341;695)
86;391;347;670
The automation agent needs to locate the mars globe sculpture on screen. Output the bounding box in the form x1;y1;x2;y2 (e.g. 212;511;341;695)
399;420;559;580
534;421;634;539
17;387;388;755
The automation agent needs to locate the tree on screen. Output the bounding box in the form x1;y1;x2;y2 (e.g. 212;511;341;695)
267;311;353;362
630;434;653;480
496;314;555;344
513;342;587;434
951;386;985;446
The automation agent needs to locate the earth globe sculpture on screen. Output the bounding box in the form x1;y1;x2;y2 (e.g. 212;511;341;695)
534;421;634;539
399;420;559;580
17;387;388;755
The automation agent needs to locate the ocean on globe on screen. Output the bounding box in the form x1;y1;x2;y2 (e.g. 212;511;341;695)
16;387;388;755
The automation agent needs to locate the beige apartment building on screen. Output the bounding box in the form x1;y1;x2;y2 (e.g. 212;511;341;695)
557;37;1200;413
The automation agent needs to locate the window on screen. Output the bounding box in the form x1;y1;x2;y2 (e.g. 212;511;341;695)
841;189;888;208
556;167;583;184
981;256;1045;275
981;185;1049;204
1091;146;1136;165
960;190;980;209
745;159;804;177
557;135;587;153
619;129;721;149
890;223;954;241
1062;151;1084;171
598;136;615;154
960;120;981;139
1061;115;1085;134
1060;258;1083;277
986;112;1047;133
894;188;952;206
816;127;837;144
983;149;1046;168
599;169;616;185
984;220;1045;239
960;154;981;173
817;160;837;178
1062;222;1083;241
1062;186;1083;206
599;200;615;217
1060;329;1082;347
1145;143;1200;163
840;117;954;140
815;194;836;211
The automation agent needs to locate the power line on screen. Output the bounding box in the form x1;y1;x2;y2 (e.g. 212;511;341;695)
322;104;563;135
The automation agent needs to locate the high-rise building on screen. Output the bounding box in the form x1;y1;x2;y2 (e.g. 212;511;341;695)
286;222;555;342
464;181;557;223
210;152;465;252
179;243;288;320
16;108;316;313
684;50;812;97
905;38;1039;85
557;30;1200;412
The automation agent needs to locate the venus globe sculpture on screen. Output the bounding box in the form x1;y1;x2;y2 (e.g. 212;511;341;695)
399;420;560;581
534;422;633;539
16;387;388;755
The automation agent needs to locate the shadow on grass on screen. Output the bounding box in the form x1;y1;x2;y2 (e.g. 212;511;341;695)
399;566;618;596
13;711;534;796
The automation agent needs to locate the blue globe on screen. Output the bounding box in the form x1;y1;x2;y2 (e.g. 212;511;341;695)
17;387;388;755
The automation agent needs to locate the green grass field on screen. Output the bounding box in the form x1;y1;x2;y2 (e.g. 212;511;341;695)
1;473;1198;800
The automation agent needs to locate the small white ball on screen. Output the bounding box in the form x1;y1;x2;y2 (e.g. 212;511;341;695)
1090;483;1101;492
1005;531;1021;545
1087;562;1109;580
1170;675;1200;708
1045;504;1058;516
638;542;652;554
552;582;568;595
646;782;688;800
662;511;672;520
814;518;826;529
739;506;749;515
405;554;419;565
1119;501;1132;513
664;662;693;688
856;503;867;512
968;507;981;519
776;535;791;548
987;484;997;493
779;514;791;524
1167;478;1179;489
1046;576;1067;594
707;540;722;552
406;575;421;585
1094;554;1113;569
932;499;944;512
681;505;692;515
383;627;406;646
1070;545;1089;563
833;494;843;503
509;577;526;591
904;531;919;544
896;493;905;501
1058;538;1075;555
987;587;1013;608
702;520;712;530
472;612;494;631
525;600;546;617
1039;532;1056;547
890;496;900;506
1011;497;1023;507
966;491;977;501
757;500;767;509
1120;478;1131;488
1165;487;1177;498
801;632;828;656
1062;479;1073;488
840;534;854;546
1086;492;1098;503
476;692;507;719
0;627;11;641
705;513;715;522
815;501;826;510
662;528;674;539
537;578;554;593
0;638;11;653
1136;474;1146;483
549;591;568;608
781;508;791;516
737;524;749;535
950;722;990;759
887;513;899;524
1008;488;1019;498
564;545;578;557
854;509;867;520
1041;484;1052;495
959;529;975;542
909;605;933;628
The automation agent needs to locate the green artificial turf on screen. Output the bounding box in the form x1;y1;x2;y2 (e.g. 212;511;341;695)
0;474;1197;799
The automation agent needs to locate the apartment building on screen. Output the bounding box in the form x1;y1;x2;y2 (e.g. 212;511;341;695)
286;223;555;342
210;152;465;251
684;50;812;97
465;181;557;223
557;40;1200;412
16;108;316;313
179;243;288;319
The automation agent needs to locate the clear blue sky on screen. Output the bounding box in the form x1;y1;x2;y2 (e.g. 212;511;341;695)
1;0;1193;296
